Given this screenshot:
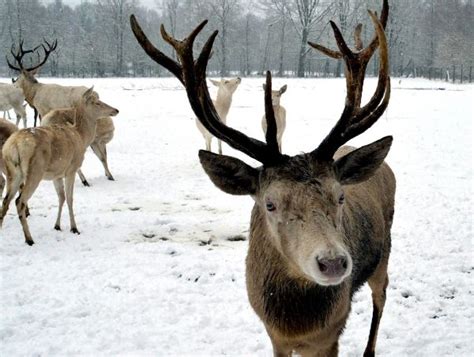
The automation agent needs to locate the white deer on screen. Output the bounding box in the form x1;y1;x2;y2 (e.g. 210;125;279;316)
0;88;119;245
261;84;287;152
195;77;241;154
0;83;27;128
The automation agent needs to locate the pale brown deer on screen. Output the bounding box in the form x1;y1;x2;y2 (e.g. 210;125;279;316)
195;77;241;154
261;83;287;152
0;88;119;245
131;0;394;355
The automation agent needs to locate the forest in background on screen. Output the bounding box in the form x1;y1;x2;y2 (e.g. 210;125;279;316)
0;0;472;82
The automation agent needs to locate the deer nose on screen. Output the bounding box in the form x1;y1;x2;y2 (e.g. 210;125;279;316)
316;256;348;278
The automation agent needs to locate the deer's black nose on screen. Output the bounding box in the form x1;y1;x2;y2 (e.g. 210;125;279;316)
317;256;348;278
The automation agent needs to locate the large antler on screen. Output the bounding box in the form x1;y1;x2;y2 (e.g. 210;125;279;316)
130;16;283;165
308;0;390;161
6;39;57;72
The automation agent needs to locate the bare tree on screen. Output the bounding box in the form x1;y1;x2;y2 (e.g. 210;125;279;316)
263;0;334;77
209;0;240;76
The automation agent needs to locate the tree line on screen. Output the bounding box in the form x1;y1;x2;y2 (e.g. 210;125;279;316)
0;0;472;81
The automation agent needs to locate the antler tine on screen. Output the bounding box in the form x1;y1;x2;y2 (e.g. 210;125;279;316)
348;10;390;127
27;39;58;72
264;71;279;153
130;14;183;83
311;2;390;161
131;15;284;165
6;41;37;71
362;0;389;57
307;41;342;59
329;21;355;59
195;30;218;80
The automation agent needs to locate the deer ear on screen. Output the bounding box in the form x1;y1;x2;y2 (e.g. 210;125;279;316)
334;136;393;185
198;150;259;196
83;86;95;100
279;85;287;94
210;79;220;87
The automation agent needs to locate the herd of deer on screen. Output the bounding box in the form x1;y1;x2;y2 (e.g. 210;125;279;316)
2;0;396;355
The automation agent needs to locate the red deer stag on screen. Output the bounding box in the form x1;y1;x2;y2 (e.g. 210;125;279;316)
131;0;394;355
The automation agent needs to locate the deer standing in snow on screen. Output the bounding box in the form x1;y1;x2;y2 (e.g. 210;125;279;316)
261;83;287;152
0;88;119;245
131;0;394;354
0;83;27;128
7;41;117;186
195;77;241;154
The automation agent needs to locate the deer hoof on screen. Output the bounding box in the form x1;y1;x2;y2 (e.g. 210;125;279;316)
82;180;90;187
71;228;80;235
107;176;115;181
25;240;35;246
54;225;61;231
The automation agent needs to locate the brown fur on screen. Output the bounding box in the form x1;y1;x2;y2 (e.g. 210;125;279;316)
0;88;118;245
44;114;116;186
244;148;395;355
199;139;395;356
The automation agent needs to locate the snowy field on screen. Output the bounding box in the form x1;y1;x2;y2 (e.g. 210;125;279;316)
0;76;472;356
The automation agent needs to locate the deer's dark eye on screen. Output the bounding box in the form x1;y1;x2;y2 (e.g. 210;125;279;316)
266;201;276;212
338;193;345;205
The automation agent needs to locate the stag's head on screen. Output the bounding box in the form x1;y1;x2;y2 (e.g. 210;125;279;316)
6;39;57;86
130;0;391;286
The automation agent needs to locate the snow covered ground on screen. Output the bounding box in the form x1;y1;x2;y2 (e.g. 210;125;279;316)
0;76;472;356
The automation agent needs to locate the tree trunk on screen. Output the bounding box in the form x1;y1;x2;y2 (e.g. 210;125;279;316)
297;27;309;77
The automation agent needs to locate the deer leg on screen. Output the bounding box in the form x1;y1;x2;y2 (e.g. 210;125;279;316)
205;136;212;152
65;172;79;234
218;139;222;155
77;169;90;187
91;142;114;181
33;108;39;128
14;105;27;128
363;253;389;357
15;174;42;246
53;178;66;231
0;166;22;229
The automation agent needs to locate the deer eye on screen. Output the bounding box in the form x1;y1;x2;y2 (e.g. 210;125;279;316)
266;201;276;212
338;193;345;205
